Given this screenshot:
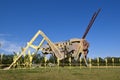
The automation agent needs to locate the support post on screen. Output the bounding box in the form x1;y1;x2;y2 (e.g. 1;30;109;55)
69;57;71;69
89;58;92;69
79;58;82;69
112;58;114;68
97;57;99;68
105;59;107;68
44;55;47;68
57;58;60;69
0;53;3;65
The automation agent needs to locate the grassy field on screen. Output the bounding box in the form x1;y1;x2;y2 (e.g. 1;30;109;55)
0;67;120;80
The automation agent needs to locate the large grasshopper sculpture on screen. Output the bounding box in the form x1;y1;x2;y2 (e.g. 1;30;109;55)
6;9;100;69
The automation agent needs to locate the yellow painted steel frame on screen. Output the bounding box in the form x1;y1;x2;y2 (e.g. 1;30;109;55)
6;30;64;70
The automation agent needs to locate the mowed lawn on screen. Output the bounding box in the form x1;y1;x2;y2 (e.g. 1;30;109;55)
0;67;120;80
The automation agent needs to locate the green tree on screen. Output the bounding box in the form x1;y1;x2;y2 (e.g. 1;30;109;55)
2;54;13;64
32;53;45;64
49;55;56;63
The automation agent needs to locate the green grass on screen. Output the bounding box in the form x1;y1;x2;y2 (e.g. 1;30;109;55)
0;67;120;80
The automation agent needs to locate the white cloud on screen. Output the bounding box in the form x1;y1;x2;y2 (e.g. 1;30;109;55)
0;34;11;37
0;39;23;54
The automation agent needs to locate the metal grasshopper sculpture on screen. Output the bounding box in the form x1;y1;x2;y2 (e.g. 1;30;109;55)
6;9;100;69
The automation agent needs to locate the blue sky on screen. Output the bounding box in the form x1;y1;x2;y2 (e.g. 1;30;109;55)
0;0;120;58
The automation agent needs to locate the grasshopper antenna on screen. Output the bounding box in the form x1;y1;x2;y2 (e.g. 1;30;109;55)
82;9;101;39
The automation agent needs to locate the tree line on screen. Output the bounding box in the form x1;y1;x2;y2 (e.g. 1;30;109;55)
0;53;120;67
